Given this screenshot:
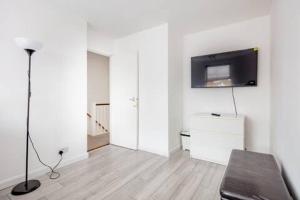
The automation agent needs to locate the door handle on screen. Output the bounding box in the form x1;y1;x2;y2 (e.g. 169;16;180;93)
129;97;138;107
129;97;136;102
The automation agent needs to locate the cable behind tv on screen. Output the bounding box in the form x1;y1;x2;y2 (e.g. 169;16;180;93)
231;87;238;117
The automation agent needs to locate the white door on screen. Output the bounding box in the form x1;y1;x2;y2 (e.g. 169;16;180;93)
110;52;138;150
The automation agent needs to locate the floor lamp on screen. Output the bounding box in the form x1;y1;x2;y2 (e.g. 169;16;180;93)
12;38;43;195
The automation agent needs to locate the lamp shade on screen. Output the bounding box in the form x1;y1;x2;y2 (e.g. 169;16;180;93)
14;37;43;51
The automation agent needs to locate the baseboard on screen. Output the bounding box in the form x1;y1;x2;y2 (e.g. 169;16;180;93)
138;146;169;157
169;145;181;157
0;152;89;190
138;144;182;158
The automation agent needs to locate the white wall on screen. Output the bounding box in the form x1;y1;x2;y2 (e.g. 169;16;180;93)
113;24;169;156
271;0;300;198
0;0;87;189
87;27;113;57
168;25;183;153
183;16;271;153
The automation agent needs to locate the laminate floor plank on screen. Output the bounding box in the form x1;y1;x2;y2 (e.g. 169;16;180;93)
191;162;225;200
86;155;160;200
151;158;198;200
8;182;63;200
58;147;131;186
103;156;169;200
169;160;211;200
0;195;9;200
132;151;189;200
46;150;147;200
49;150;156;200
0;145;226;200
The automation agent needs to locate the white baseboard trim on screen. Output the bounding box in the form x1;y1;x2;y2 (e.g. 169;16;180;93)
110;142;138;151
0;152;89;190
169;145;181;157
138;146;169;157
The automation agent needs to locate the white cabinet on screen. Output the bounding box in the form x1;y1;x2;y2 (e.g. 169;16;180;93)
190;113;245;165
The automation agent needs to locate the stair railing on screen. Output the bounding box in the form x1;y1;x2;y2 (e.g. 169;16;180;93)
87;103;110;135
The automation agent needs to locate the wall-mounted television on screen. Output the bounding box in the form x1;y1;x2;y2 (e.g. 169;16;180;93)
191;48;258;88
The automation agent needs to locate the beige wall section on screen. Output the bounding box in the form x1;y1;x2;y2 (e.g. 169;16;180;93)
87;52;110;135
87;51;110;113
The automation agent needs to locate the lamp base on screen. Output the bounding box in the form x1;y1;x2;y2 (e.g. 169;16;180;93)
11;180;41;196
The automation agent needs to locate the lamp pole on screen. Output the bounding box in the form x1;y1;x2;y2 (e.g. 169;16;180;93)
24;49;34;189
12;39;42;195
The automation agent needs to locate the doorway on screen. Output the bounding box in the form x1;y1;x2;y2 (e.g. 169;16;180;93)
87;51;110;151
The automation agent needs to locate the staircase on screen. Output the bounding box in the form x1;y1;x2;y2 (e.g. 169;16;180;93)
87;103;109;136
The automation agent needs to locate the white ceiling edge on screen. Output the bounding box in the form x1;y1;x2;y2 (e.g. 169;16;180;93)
87;14;272;57
49;0;272;39
182;14;271;38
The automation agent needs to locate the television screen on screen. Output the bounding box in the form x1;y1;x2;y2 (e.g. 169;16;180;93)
191;48;258;88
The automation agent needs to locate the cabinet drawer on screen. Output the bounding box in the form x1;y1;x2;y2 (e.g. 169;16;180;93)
190;131;244;165
190;117;244;133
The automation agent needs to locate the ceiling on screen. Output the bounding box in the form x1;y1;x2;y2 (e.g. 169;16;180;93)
51;0;272;38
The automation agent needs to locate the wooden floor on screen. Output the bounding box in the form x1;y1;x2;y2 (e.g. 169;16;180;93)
0;145;226;200
87;133;110;151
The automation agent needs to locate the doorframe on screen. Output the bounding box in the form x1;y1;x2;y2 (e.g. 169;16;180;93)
136;51;140;150
86;50;111;152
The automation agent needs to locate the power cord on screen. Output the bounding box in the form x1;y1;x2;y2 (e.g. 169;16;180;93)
231;87;238;118
28;134;63;179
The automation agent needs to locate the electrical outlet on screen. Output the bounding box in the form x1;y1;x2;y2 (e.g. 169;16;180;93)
59;147;69;155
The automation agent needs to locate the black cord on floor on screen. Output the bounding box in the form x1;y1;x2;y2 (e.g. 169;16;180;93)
231;87;238;118
28;134;62;179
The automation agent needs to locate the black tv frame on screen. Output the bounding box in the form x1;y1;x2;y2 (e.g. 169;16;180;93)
191;48;258;88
